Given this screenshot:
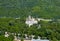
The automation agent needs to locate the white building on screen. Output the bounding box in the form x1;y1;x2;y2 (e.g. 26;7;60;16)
4;32;9;38
25;15;38;27
14;36;20;41
31;39;49;41
25;15;52;27
31;36;49;41
37;18;52;21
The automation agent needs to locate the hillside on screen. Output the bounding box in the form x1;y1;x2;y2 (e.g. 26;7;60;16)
0;0;60;18
0;17;60;41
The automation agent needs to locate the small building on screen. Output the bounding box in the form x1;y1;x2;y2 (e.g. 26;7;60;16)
24;39;31;41
14;36;20;41
4;32;9;38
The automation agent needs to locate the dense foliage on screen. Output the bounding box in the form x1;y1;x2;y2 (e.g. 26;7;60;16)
0;0;60;18
0;18;60;41
0;0;60;41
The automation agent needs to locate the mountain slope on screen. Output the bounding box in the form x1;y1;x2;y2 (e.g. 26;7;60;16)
0;0;60;18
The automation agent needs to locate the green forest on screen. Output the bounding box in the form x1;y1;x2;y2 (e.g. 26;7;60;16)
0;0;60;41
0;0;60;18
0;17;60;41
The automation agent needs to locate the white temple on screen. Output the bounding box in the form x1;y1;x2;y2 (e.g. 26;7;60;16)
25;15;38;27
25;15;52;27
